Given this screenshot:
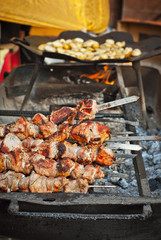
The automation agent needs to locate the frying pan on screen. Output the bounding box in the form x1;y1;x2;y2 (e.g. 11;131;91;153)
10;30;161;63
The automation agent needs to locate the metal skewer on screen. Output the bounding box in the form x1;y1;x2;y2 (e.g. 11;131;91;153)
114;153;137;158
107;143;142;151
108;135;161;142
89;185;116;188
98;95;140;111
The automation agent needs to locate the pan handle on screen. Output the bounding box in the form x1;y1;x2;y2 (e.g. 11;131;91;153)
10;37;30;46
10;37;42;57
8;199;152;220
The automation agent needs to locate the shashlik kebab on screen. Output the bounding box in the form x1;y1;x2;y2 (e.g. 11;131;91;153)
0;170;89;193
0;114;111;145
0;133;115;168
0;96;139;142
0;150;105;182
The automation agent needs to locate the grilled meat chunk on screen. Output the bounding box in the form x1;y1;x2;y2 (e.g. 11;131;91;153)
0;152;7;172
70;120;110;144
29;171;68;193
7;151;32;174
57;140;115;166
76;99;98;120
50;107;77;125
32;158;57;177
9;117;28;140
95;146;115;166
32;140;58;159
56;157;75;177
0;171;24;192
19;175;30;192
29;171;48;193
0;124;7;138
32;113;48;125
39;121;57;138
64;178;88;193
0;133;22;153
57;141;78;161
22;137;43;151
50;122;72;142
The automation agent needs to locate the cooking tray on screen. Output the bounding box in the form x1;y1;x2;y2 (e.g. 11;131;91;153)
10;30;161;63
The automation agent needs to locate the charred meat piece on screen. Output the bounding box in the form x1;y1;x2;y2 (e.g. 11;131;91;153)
50;107;77;125
71;164;104;184
0;153;7;172
64;178;88;193
51;176;68;193
0;171;24;192
70;120;110;144
22;137;43;151
96;146;115;166
32;140;58;159
56;140;115;166
70;162;84;179
57;141;78;161
32;113;49;125
83;164;104;183
77;144;98;165
9;117;28;140
19;176;30;192
82;165;97;184
0;133;22;153
49;122;72;142
9;117;39;140
7;151;32;174
32;158;57;177
26;121;39;138
29;171;68;193
29;171;48;193
76;99;98;120
0;124;8;138
56;157;75;177
39;121;57;138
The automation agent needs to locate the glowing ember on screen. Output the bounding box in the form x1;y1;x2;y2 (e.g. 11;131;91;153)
80;65;115;85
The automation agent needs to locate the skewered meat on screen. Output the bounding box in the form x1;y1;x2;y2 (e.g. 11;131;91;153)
0;98;108;145
0;171;89;193
0;170;25;192
0;124;8;138
33;140;115;166
50;122;72;142
0;99;116;193
6;151;32;174
76;99;98;120
50;107;77;125
70;119;110;144
0;151;45;174
9;116;39;140
63;178;88;193
29;138;115;166
0;133;22;153
22;137;43;150
9;116;57;140
32;113;49;125
0;148;105;182
21;131;114;166
1;118;110;145
50;119;111;144
39;121;57;138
